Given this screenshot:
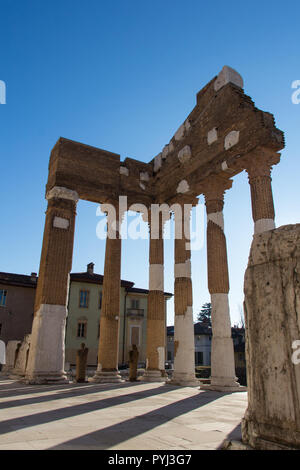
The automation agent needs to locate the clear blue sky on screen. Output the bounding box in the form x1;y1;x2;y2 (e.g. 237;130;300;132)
0;0;299;325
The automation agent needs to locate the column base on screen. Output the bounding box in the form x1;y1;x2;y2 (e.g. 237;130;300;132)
242;414;300;449
1;367;13;375
141;370;167;383
9;373;25;380
167;372;200;387
222;440;253;450
23;371;70;385
200;376;246;392
0;371;10;377
90;370;124;384
200;383;247;392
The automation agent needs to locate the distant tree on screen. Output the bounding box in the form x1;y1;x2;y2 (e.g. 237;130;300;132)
238;304;245;329
197;302;212;326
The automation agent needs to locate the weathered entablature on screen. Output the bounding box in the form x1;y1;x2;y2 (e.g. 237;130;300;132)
150;66;284;203
46;66;283;211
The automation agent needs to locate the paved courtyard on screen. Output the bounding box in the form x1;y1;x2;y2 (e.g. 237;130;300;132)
0;377;247;450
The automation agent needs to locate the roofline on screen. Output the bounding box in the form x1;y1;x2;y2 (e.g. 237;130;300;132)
126;287;173;297
0;280;36;289
70;273;134;288
0;270;172;295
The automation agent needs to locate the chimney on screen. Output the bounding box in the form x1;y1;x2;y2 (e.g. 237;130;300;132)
31;272;37;282
87;263;94;275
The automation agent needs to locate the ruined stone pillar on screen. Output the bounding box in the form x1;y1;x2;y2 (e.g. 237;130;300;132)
243;149;280;234
242;225;300;449
25;186;78;384
143;212;167;382
92;201;123;383
169;202;199;386
200;176;241;392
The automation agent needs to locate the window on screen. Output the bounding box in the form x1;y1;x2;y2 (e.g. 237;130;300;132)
131;299;139;309
0;323;2;335
77;321;87;338
99;291;102;309
0;290;7;307
167;351;172;361
79;290;89;308
195;351;203;365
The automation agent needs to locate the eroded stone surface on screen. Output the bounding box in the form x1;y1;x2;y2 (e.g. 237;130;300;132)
153;153;162;173
176;180;189;194
214;66;244;92
207;128;218;145
242;224;300;450
119;166;129;176
224;130;240;150
178;145;192;164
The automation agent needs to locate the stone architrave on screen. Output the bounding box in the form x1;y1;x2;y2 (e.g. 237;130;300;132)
242;225;300;450
25;186;78;384
239;149;280;235
200;176;242;392
92;201;124;383
169;202;199;386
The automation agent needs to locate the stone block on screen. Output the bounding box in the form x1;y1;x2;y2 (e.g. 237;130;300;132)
242;224;300;449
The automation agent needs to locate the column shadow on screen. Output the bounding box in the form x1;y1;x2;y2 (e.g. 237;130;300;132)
217;422;243;449
48;389;227;449
0;384;215;436
0;381;146;409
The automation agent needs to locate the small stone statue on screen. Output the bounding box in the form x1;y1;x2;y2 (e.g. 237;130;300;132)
129;344;139;382
14;342;21;368
76;343;89;383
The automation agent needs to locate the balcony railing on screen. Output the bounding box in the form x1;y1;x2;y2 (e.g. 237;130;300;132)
126;308;144;318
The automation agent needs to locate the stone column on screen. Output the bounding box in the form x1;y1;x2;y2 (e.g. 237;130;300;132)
200;176;242;392
25;186;78;384
92;201;123;383
242;225;300;449
169;202;199;386
143;212;167;382
243;149;280;234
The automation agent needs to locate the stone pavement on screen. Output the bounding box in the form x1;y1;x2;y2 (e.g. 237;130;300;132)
0;377;247;450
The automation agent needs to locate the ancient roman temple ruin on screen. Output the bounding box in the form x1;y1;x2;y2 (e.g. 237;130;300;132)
21;66;300;449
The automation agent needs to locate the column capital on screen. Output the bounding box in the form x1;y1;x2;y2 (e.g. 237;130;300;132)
238;147;281;180
46;186;79;202
200;175;232;214
200;175;233;202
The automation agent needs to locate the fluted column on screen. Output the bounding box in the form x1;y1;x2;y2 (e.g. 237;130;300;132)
243;149;280;234
92;201;123;383
200;176;242;391
25;186;78;384
143;212;167;382
169;203;199;386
